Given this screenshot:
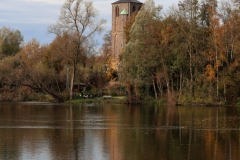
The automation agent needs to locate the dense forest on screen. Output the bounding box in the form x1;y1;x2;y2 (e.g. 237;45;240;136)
0;0;240;105
120;0;240;105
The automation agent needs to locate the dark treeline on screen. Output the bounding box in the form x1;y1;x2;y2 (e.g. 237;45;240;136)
120;0;240;105
1;0;240;105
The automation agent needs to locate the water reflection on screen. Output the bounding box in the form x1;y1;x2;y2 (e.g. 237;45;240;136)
0;102;240;159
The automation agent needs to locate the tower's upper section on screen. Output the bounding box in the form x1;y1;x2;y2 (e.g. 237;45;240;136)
112;0;143;4
112;0;143;28
111;0;143;67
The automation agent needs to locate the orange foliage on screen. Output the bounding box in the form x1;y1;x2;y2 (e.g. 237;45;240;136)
204;64;216;82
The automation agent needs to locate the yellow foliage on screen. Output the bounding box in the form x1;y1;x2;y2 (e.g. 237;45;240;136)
204;64;216;82
215;60;222;68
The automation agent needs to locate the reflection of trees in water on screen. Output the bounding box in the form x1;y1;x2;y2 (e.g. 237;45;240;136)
0;104;240;159
171;106;240;160
115;105;240;159
101;105;240;160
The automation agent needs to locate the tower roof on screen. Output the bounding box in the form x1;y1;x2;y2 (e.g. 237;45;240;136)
112;0;143;4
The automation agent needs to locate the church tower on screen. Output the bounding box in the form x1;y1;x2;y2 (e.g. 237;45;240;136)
111;0;143;67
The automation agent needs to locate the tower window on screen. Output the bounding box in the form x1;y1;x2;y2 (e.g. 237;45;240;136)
115;6;119;17
133;5;136;12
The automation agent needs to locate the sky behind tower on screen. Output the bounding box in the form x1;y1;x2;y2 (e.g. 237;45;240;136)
0;0;179;46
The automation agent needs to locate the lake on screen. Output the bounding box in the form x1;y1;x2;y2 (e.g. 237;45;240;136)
0;102;240;160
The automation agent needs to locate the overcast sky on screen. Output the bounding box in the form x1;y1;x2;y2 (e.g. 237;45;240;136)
0;0;179;46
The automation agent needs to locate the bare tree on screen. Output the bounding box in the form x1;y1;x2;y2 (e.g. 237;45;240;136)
48;0;106;99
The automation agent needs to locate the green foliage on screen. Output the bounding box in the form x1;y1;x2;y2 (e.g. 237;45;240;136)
150;98;166;106
120;0;163;101
0;27;23;56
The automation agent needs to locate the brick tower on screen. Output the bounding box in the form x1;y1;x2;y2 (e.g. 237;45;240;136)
111;0;143;68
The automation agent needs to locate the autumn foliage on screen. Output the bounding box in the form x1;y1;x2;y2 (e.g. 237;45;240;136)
1;0;240;105
119;0;240;105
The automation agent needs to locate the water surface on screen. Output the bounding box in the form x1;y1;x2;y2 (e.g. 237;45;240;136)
0;102;240;160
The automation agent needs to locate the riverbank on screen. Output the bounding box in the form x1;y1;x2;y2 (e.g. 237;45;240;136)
65;96;127;104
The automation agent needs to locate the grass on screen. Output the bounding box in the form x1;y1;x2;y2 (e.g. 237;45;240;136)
65;96;127;104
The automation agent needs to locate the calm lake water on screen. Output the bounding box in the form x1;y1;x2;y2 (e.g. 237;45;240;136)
0;102;240;160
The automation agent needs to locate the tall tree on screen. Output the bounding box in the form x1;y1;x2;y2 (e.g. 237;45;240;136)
98;30;117;81
48;0;106;100
120;0;163;102
178;0;201;97
0;27;23;56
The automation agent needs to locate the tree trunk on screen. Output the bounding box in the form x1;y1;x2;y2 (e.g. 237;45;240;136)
152;78;158;99
69;70;75;100
189;51;194;97
157;81;163;97
160;54;174;105
179;69;183;100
